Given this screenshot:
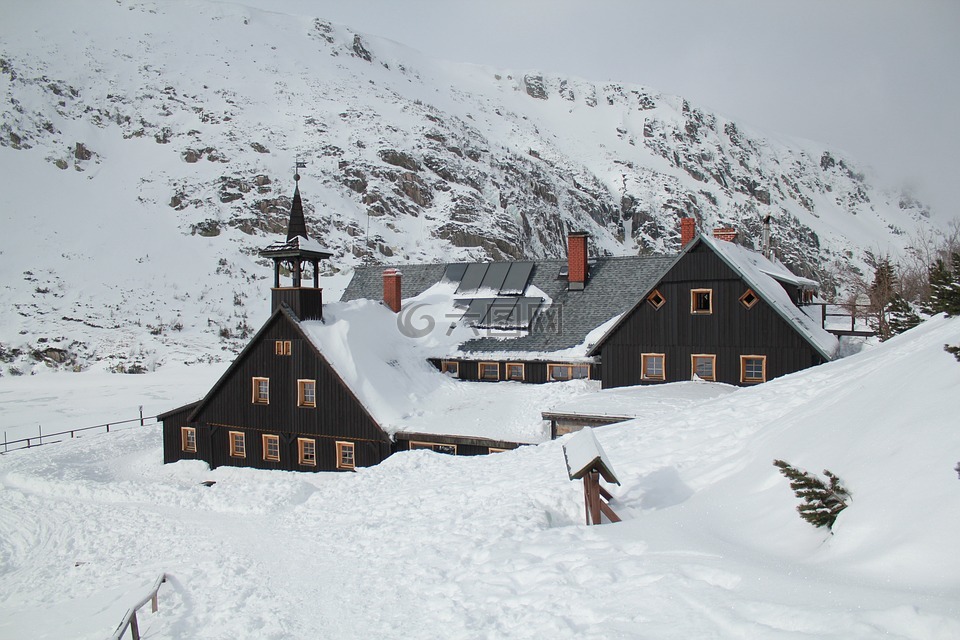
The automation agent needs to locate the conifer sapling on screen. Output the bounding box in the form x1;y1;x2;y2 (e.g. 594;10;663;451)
773;459;850;530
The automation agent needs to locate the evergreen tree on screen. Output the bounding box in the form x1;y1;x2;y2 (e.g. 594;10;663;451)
773;459;850;530
868;257;897;339
946;344;960;363
887;294;921;337
926;256;960;316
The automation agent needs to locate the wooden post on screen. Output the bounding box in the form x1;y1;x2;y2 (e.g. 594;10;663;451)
590;472;602;525
38;425;42;445
139;406;144;426
151;592;158;613
129;611;140;640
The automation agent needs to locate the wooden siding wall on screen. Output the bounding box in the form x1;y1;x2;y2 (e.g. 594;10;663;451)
176;313;391;471
204;425;390;471
161;404;199;464
600;243;824;388
429;359;600;384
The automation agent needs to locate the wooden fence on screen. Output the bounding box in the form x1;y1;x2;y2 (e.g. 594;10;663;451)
1;412;159;454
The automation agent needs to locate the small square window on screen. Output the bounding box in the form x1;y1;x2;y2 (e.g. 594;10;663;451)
506;363;525;381
441;360;459;377
691;289;713;314
298;438;317;466
298;379;316;407
252;377;269;404
740;355;767;383
479;362;499;381
275;340;292;355
641;353;665;381
262;434;280;462
336;441;355;469
740;289;759;309
647;289;666;309
229;431;246;458
181;427;197;452
691;354;716;381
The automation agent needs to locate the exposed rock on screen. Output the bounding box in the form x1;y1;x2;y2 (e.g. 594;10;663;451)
352;35;372;61
379;149;420;171
524;74;548;100
191;220;221;236
73;142;92;161
250;141;270;153
396;171;433;207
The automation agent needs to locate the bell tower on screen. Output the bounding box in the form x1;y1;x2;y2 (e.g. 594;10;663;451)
259;167;332;321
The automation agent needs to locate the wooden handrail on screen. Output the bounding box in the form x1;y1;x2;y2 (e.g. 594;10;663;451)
110;573;168;640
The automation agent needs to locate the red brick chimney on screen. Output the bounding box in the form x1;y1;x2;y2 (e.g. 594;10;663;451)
680;218;697;247
567;232;589;291
383;268;402;313
713;227;738;242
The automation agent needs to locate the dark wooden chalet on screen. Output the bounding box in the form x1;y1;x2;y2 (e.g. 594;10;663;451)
342;223;836;388
161;180;524;473
587;232;837;388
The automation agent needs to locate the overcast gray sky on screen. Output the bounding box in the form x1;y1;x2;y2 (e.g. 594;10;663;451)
240;0;959;220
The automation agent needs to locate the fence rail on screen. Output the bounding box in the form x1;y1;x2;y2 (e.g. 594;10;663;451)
110;573;169;640
801;302;876;336
2;413;160;454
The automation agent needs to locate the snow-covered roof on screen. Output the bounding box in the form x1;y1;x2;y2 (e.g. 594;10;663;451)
562;427;620;484
543;380;737;420
298;300;584;443
701;235;839;360
341;255;675;359
260;235;334;257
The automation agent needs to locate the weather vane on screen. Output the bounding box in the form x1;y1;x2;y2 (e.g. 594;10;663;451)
294;157;307;182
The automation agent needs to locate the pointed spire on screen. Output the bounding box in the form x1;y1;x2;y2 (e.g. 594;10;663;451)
287;182;308;241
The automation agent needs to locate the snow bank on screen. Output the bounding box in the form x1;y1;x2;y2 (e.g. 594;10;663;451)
1;316;958;638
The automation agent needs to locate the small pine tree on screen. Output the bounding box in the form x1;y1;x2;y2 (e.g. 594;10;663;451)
868;257;898;340
926;255;960;317
887;293;921;337
945;344;960;362
773;459;850;530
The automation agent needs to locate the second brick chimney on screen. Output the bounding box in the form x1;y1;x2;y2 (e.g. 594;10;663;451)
713;227;738;242
567;232;589;291
383;268;402;313
680;218;697;247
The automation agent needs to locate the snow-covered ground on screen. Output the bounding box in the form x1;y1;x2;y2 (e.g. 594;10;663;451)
1;316;958;639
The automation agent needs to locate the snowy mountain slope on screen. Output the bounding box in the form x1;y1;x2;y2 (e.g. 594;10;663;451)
0;0;941;374
0;316;957;639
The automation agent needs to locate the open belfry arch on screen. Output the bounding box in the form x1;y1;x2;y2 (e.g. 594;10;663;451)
562;428;621;525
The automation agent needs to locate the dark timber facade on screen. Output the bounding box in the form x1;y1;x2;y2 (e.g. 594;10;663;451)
162;308;393;471
589;237;831;388
161;180;529;472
